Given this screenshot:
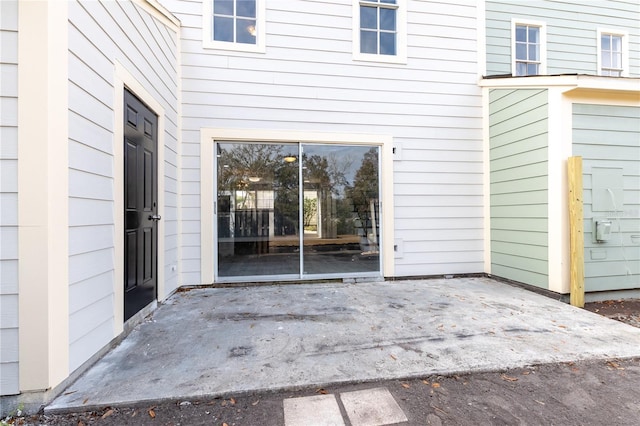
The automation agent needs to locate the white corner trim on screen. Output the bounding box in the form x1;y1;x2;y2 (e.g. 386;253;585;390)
113;62;166;335
481;87;491;274
477;0;487;78
18;0;69;391
200;128;395;283
547;88;572;293
134;0;180;31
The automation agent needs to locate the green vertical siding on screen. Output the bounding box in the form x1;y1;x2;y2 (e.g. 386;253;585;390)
486;0;640;76
490;89;549;288
573;104;640;292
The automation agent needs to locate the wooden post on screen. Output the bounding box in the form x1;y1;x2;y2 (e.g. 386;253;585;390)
568;156;584;307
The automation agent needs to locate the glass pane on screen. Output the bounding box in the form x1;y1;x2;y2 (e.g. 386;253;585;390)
217;143;300;277
527;63;539;75
214;0;233;15
515;42;526;60
214;17;234;42
302;145;380;276
528;44;539;61
236;18;257;44
381;0;397;3
360;6;377;29
612;35;622;52
612;52;622;68
380;32;396;55
528;27;539;43
515;61;527;76
515;26;526;42
601;34;611;50
361;30;377;54
380;8;396;31
237;0;256;18
602;51;611;68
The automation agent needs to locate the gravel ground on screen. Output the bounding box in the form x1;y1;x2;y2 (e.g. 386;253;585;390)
5;299;640;426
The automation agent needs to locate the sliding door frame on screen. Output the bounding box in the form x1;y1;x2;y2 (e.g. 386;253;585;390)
201;128;395;284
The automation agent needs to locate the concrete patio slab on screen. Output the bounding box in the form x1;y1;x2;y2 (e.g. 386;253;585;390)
283;394;344;426
340;387;408;426
47;277;640;413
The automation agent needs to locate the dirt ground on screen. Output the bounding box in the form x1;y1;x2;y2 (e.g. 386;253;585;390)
6;299;640;426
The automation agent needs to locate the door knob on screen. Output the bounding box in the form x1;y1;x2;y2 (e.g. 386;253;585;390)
149;214;162;221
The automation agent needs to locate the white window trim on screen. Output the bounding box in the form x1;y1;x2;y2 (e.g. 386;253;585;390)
352;0;407;64
511;18;546;76
202;0;266;53
597;28;629;77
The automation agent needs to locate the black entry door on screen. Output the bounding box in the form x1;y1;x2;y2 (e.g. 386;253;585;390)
124;89;159;321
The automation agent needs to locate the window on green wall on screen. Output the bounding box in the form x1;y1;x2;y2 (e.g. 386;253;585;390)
598;29;628;77
515;24;540;75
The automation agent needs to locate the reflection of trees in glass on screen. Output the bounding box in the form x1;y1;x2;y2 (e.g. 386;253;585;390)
217;143;299;236
346;148;379;251
303;197;317;231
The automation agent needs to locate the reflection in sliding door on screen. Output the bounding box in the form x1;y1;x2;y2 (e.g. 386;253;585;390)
301;145;380;275
217;142;300;277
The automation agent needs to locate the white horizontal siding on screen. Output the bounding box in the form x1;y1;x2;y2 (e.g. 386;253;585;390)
162;0;483;280
486;0;640;76
67;0;179;372
0;0;19;396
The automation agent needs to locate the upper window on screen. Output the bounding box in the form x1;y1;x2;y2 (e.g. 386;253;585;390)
511;20;546;76
353;0;407;63
203;0;265;52
598;29;629;77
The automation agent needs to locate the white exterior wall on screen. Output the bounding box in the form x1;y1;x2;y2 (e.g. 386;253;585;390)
162;0;484;282
0;0;19;397
67;0;179;372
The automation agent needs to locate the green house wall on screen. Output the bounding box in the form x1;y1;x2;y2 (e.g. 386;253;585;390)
486;0;640;76
573;103;640;292
489;89;549;288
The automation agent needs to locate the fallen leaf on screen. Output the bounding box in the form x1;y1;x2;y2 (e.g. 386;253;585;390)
557;325;567;329
148;409;156;418
250;323;255;328
401;383;410;389
223;423;229;426
131;410;137;417
432;382;441;388
422;380;429;385
78;421;85;426
252;400;260;406
534;399;545;405
101;409;114;419
390;354;397;360
316;388;328;394
230;398;236;405
82;398;89;405
522;371;531;375
501;374;518;382
607;361;624;370
221;400;227;406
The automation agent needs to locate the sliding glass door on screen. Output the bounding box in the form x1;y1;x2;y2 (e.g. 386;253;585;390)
216;142;380;280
